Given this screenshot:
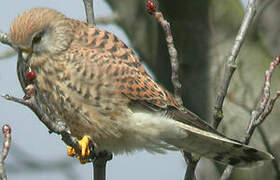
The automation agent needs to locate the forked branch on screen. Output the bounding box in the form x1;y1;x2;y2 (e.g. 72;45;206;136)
213;0;257;129
220;56;280;180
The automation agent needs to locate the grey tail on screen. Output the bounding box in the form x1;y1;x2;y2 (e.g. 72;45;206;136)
165;109;274;167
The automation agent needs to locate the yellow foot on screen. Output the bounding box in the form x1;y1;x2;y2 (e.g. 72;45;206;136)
67;136;92;164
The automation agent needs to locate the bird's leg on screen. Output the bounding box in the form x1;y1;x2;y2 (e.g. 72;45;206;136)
67;135;93;164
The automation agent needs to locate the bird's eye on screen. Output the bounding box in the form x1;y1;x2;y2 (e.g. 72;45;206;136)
32;32;43;44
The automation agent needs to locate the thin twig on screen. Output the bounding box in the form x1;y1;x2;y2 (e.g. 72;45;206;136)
146;1;197;180
155;11;182;105
183;152;198;180
83;0;95;25
0;31;16;50
93;151;113;180
15;58;84;157
256;91;280;126
221;74;280;179
220;56;280;180
146;0;183;105
244;56;280;144
81;1;113;179
1;93;81;156
0;125;11;180
213;0;257;129
182;154;198;180
224;93;280;179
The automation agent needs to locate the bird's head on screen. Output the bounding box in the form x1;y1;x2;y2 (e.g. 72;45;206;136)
10;8;74;63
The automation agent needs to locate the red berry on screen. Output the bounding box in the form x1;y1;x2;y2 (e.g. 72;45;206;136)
26;67;36;82
146;0;157;14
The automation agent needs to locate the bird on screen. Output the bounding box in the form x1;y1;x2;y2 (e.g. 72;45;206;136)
9;8;273;167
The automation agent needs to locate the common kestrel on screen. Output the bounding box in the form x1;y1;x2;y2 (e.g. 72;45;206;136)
9;8;273;166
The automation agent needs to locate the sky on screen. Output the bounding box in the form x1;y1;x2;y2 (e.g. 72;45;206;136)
0;1;186;180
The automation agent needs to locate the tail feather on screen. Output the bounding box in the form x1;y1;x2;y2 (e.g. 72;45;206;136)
164;120;274;167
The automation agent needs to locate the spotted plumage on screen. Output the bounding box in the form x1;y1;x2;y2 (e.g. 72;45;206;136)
10;8;273;166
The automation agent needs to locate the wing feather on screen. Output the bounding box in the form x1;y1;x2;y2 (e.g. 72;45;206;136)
71;22;239;140
167;120;274;166
71;22;181;110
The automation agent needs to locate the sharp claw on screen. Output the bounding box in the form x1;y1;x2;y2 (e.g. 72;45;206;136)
67;146;76;157
79;136;91;157
78;156;89;164
67;136;92;164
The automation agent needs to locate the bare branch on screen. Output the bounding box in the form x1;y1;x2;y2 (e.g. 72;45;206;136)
81;1;114;179
258;91;280;123
0;124;11;180
213;0;257;129
93;151;112;180
183;152;198;180
244;56;280;144
146;1;197;180
0;31;16;50
226;86;280;179
0;31;12;47
1;32;80;153
2;93;81;156
83;0;95;25
147;0;183;105
220;56;280;180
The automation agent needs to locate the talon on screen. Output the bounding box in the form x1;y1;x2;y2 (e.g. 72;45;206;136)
78;155;90;164
67;136;92;164
79;136;91;157
67;146;76;157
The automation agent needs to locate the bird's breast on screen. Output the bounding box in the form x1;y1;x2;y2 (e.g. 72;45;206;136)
33;58;131;145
